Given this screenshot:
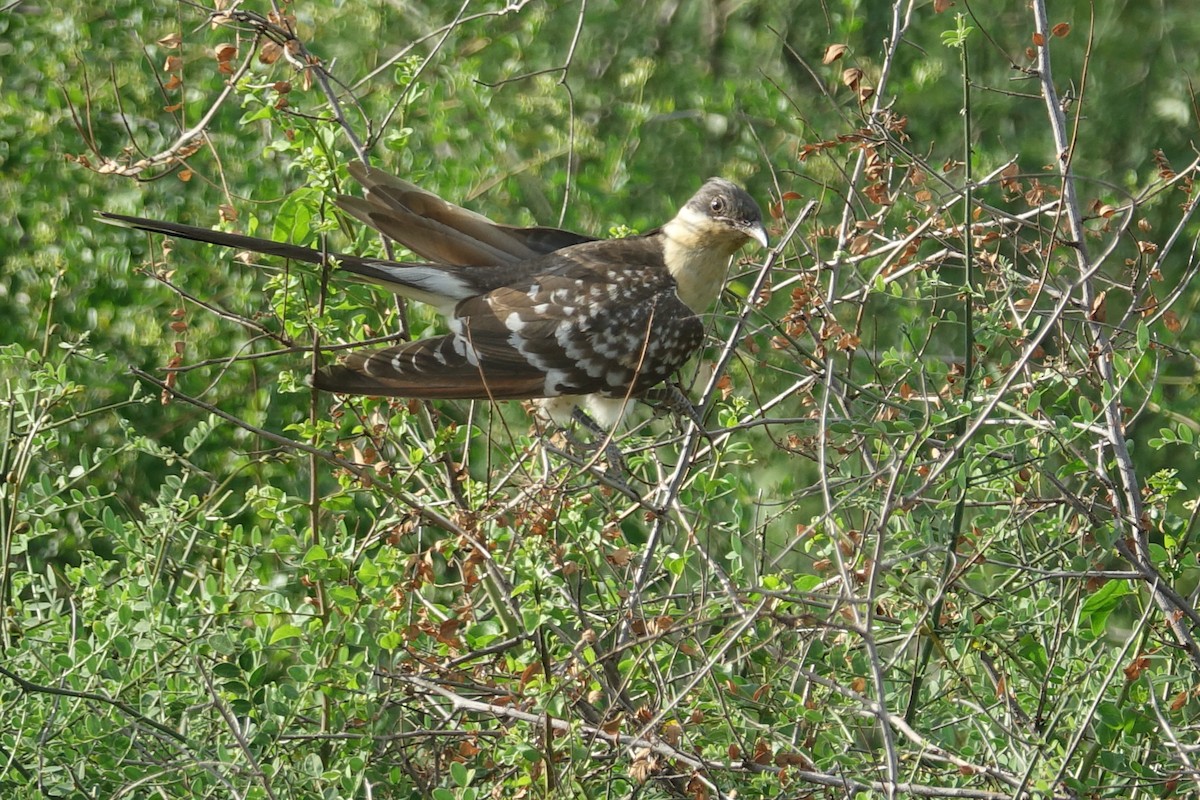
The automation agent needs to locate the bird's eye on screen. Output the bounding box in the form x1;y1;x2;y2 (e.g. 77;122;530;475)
710;197;726;213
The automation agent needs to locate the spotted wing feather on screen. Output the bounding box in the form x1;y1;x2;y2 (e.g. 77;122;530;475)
313;236;704;399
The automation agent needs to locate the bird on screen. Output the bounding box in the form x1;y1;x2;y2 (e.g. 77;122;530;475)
101;163;769;427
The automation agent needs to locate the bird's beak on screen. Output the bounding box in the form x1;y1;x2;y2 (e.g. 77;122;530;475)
746;222;770;250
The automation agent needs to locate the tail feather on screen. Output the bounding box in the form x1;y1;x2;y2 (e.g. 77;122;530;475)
98;211;449;297
99;212;340;265
312;336;548;400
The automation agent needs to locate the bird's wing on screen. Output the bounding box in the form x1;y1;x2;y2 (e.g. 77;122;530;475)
338;163;595;267
314;237;705;400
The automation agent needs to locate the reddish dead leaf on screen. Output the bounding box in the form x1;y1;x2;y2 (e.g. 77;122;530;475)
1088;290;1107;322
163;55;183;72
164;74;183;91
259;40;282;64
934;0;954;11
841;67;863;88
1153;149;1176;180
1123;656;1149;681
519;661;542;687
1169;691;1188;712
600;713;623;738
1051;22;1071;38
436;618;462;648
751;739;772;764
849;234;872;255
214;43;237;63
163;103;182;113
158;32;182;49
823;43;848;64
177;169;193;182
606;546;632;567
1032;32;1045;47
1163;310;1182;333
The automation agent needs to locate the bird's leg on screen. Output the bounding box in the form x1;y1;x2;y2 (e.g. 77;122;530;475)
643;383;715;445
540;437;639;501
566;406;631;477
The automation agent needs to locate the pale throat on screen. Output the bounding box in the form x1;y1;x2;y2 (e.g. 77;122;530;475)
661;207;745;312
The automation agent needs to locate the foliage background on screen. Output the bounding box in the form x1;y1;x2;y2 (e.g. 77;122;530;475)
3;1;1200;798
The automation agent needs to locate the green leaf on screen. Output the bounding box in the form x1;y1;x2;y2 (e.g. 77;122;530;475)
303;545;329;564
1079;581;1132;638
269;624;305;645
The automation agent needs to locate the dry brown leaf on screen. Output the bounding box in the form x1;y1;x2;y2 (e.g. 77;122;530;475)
606;546;632;567
259;40;282;64
823;43;848;64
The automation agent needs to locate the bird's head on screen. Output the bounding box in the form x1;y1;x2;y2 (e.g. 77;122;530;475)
676;178;770;253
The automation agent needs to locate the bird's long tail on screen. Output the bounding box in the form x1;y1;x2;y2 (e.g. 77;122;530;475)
98;211;458;300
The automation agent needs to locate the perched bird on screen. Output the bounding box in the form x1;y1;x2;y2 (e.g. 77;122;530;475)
101;164;769;425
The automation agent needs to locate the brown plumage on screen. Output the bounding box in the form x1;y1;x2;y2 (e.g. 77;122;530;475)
101;164;768;423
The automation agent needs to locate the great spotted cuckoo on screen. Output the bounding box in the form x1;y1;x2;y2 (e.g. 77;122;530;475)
102;164;769;425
